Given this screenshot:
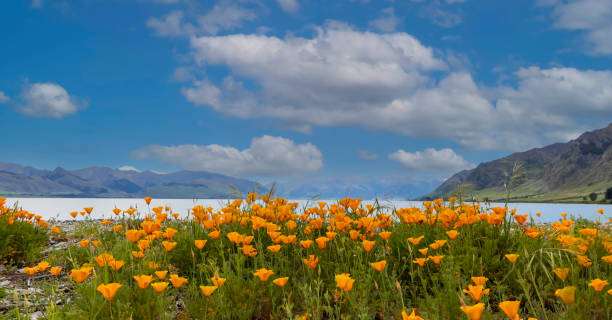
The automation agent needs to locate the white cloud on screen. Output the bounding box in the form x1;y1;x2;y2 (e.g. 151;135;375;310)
369;7;400;32
147;2;256;37
276;0;299;13
118;166;142;172
358;150;379;160
17;82;86;118
419;5;462;27
147;10;191;37
389;148;473;175
541;0;612;55
0;91;9;103
131;135;323;177
180;22;612;151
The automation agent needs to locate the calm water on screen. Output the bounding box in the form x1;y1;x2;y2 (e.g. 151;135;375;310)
4;198;611;223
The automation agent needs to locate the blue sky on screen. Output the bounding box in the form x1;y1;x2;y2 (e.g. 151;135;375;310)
1;0;611;184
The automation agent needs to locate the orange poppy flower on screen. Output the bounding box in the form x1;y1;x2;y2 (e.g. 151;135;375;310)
169;274;188;288
253;268;274;281
300;240;313;249
125;229;143;243
303;255;319;270
463;284;490;302
113;225;123;232
335;273;355;292
471;277;488;286
429;240;447;250
505;254;519;264
555;286;575;305
446;230;459;240
200;285;217;297
211;274;226;287
24;267;38;276
428;255;444;265
108;260;125;271
513;214;528;225
379;231;392;241
96;283;122;301
162;241;177;252
145;197;152;205
498;301;520;319
401;309;424;320
132;251;145;259
49;267;62;276
208;230;220;240
460;303;484;320
418;248;429;255
78;240;90;248
69;267;92;283
273;277;289;287
413;258;427;267
362;240;375;252
267;244;282;253
95;253;115;267
36;261;50;272
315;237;330;249
407;235;424;246
370;260;387;272
134;275;153;289
588;278;609;292
194;240;207;250
151;282;168;293
155;271;168;280
553;268;569;281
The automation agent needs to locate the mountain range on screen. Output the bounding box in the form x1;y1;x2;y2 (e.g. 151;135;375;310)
0;163;263;198
425;123;612;202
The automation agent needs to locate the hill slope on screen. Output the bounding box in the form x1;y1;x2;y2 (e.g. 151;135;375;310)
0;163;263;198
424;123;612;202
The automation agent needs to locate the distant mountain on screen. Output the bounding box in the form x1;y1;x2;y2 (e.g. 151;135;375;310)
424;123;612;202
0;163;263;198
274;176;441;200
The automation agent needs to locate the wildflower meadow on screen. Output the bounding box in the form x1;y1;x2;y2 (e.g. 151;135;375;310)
1;195;611;319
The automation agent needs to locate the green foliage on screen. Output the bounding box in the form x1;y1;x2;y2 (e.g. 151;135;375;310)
588;192;597;201
0;215;48;266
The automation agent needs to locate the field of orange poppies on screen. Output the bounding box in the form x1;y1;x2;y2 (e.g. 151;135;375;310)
0;196;611;319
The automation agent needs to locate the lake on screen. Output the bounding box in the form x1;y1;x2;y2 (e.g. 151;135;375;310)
3;198;611;223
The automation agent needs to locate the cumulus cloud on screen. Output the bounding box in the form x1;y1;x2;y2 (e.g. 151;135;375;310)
541;0;612;55
389;148;473;175
131;135;323;177
369;7;400;32
0;91;9;103
17;82;87;118
276;0;299;13
358;150;379;160
178;22;612;151
147;2;256;37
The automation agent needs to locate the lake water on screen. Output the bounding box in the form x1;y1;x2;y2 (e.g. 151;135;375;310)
3;198;611;223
